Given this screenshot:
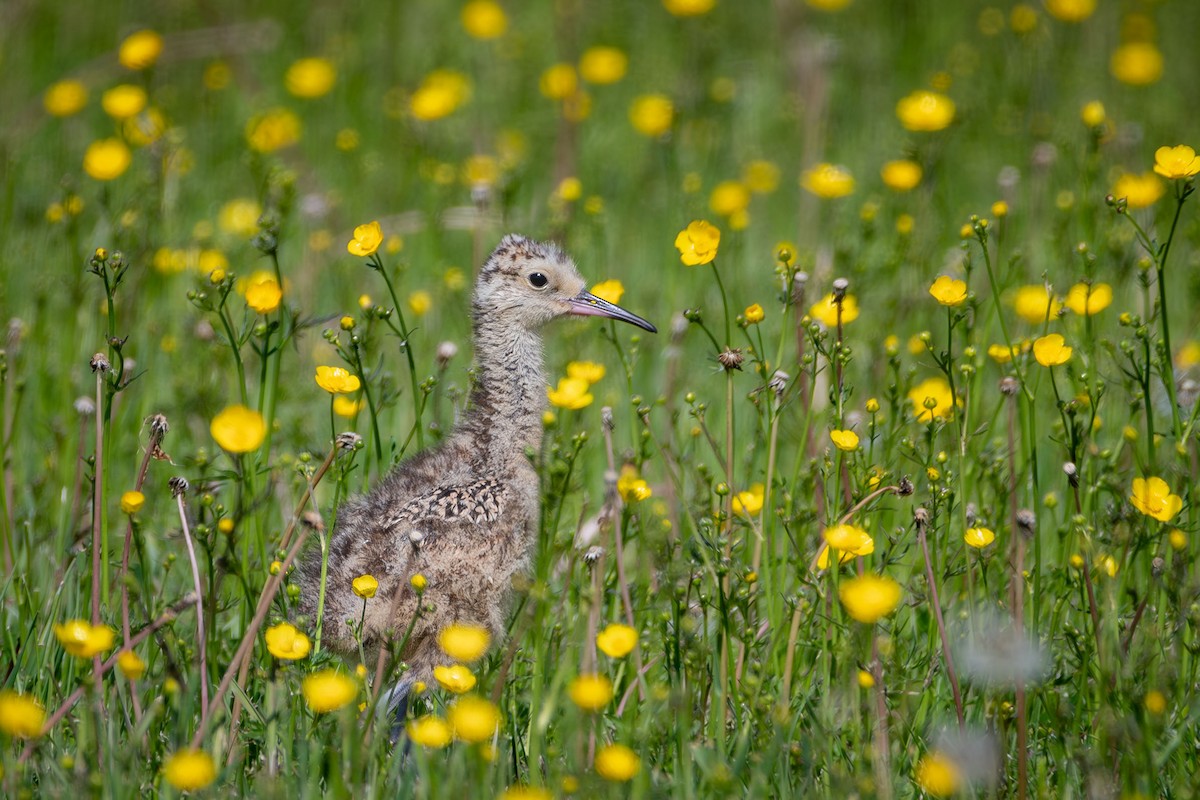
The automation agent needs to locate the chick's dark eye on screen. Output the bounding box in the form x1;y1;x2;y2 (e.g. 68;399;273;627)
528;272;548;288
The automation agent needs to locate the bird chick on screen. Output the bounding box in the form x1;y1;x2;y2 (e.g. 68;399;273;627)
298;234;655;691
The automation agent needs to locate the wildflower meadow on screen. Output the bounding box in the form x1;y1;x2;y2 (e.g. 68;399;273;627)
4;0;1200;796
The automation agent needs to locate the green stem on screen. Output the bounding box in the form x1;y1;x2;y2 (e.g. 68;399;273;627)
374;256;424;450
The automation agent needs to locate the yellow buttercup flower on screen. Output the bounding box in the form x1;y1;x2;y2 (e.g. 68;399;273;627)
161;749;217;792
742;159;780;194
462;0;508;39
732;483;764;516
800;163;855;198
1112;171;1165;209
1032;334;1072;367
1064;283;1112;316
617;465;652;502
118;30;163;70
1111;42;1163;86
438;623;490;662
709;180;751;217
120;490;145;514
547;377;593;410
347;220;383;257
315;366;362;394
1153;145;1200;180
929;276;968;307
743;303;765;324
434;664;477;693
302;669;358;712
1144;690;1167;715
566;361;605;384
569;674;613;712
285;57;336;99
101;84;147;119
245;108;301;153
808;293;859;326
1043;0;1095;23
500;786;553;800
210;404;267;453
408;290;432;317
218;198;262;237
908;376;955;423
596;624;638;658
332;396;365;417
265;622;312;660
54;620;115;658
244;275;282;314
410;70;471;121
577;45;627;86
829;429;859;451
116;649;147;679
556;177;583;202
44;79;88;116
0;690;45;739
1012;285;1062;324
352;574;379;599
407;714;452;748
838;574;902;623
914;750;962;797
448;694;501;742
964;527;996;548
83;138;132;181
595;743;641;781
674;219;720;266
880;159;922;192
817;524;875;569
1080;100;1106;128
629;94;674;137
895;90;955;132
1130;477;1183;523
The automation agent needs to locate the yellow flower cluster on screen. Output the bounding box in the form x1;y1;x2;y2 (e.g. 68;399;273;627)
54;620;115;658
596;623;638;658
245;108;301;153
438;623;491;662
265;622;311;660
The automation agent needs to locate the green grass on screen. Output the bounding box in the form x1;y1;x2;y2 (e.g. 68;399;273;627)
2;0;1200;796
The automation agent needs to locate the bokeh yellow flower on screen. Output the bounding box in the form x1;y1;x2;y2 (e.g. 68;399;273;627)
568;674;613;711
579;46;627;84
285;57;337;99
595;743;641;781
434;664;477;693
333;396;365;418
566;361;605;385
245;275;282;314
1081;100;1106;128
1033;333;1072;366
880;159;922;192
539;63;578;100
1043;0;1095;23
347;220;383;257
210;404;267;453
674;219;720;265
808;293;859;326
895;90;955;132
743;303;765;324
407;714;452;748
410;70;471;121
101;84;147;119
928;276;968;307
1064;283;1112;316
908;376;955;422
587;280;624;306
743;160;780;193
838;574;902;623
709;181;751;217
1012;285;1062;324
161;749;217;792
219;198;262;237
914;750;962;797
461;0;508;39
596;624;638;658
302;669;358;712
1130;477;1182;523
817;524;875;569
245;108;301;153
547;377;593;410
1111;42;1163;86
265;622;311;660
1153;145;1200;180
408;290;432;317
800;163;855;198
1113;171;1165;209
116;649;147;679
120;490;145;514
438;623;490;662
732;483;764;516
315;366;362;394
617;465;652;502
500;786;552;800
629;94;674;137
352;574;378;599
83;139;132;181
448;694;500;742
964;527;996;548
44;79;88;116
0;690;45;739
54;620;115;658
830;429;859;451
118;30;163;70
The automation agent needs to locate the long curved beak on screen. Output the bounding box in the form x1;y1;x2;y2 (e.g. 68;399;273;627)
568;291;657;333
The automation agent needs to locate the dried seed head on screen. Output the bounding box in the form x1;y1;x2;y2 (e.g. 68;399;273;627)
897;476;915;496
147;413;170;438
913;506;929;526
670;312;689;339
436;341;459;366
1063;461;1079;487
831;277;849;301
1016;509;1036;537
965;502;978;527
169;476;189;497
601;406;614;431
1151;557;1165;578
194;319;215;342
768;370;790;397
301;509;325;532
90;352;110;373
583;545;605;565
999;376;1020;396
74;396;96;416
717;347;744;371
336;432;363;450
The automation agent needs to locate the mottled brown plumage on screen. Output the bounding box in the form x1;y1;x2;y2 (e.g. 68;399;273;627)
298;234;654;691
